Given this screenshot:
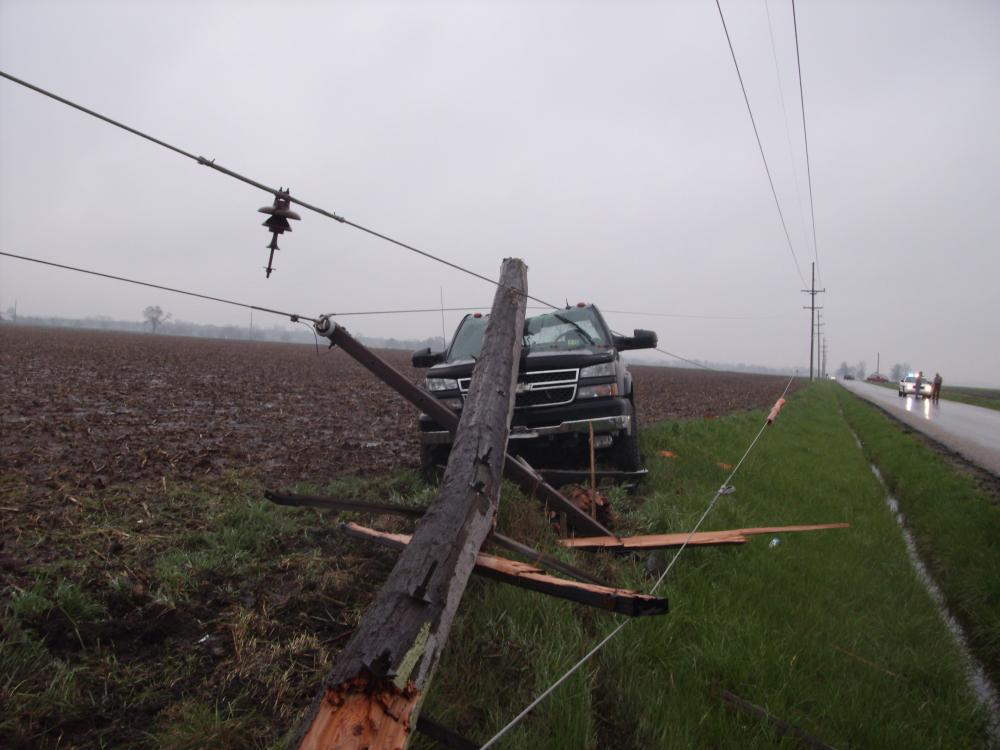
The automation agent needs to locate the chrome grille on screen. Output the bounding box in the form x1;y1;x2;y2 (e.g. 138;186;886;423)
458;368;579;409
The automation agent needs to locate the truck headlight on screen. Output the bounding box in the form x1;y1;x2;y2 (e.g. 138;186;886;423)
426;377;459;391
579;362;616;378
577;384;618;399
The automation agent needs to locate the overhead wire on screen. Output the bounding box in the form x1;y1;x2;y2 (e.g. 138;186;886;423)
712;0;807;287
791;0;822;286
0;71;757;382
0;251;316;324
763;0;811;248
479;374;797;749
0;70;561;310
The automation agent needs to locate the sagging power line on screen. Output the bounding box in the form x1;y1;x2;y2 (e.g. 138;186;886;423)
713;0;807;287
792;0;822;286
0;250;316;324
0;70;562;309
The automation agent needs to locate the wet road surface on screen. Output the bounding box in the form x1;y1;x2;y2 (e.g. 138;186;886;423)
840;380;1000;476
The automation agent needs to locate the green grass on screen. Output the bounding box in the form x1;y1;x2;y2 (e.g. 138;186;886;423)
836;386;1000;677
420;383;992;748
3;388;994;748
940;385;1000;412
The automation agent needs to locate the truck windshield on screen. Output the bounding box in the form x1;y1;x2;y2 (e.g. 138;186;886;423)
446;307;610;362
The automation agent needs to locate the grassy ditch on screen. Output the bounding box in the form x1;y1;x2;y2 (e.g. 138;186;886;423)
2;384;992;748
420;382;991;748
835;385;1000;680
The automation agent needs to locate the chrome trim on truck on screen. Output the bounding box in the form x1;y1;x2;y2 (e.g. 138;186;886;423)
419;414;631;445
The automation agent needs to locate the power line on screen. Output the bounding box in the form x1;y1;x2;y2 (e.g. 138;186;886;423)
763;0;811;247
654;347;714;371
0;251;316;324
792;0;822;286
712;0;807;287
1;70;749;373
480;375;797;749
0;70;561;310
601;307;789;321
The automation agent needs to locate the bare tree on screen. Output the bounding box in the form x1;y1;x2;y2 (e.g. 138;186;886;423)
143;305;171;334
855;361;866;380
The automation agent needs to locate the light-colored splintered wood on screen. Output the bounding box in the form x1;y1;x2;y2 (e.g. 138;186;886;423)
561;523;850;551
299;676;418;750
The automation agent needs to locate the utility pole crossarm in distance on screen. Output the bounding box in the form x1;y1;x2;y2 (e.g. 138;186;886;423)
801;261;826;381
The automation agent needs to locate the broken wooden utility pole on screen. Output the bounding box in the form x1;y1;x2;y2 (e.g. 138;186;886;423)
293;258;528;749
311;312;612;538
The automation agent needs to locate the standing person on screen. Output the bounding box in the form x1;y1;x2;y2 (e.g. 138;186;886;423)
915;371;923;398
933;372;943;403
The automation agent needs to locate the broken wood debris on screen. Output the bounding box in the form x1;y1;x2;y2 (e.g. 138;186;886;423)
560;523;851;551
342;522;668;617
263;490;609;587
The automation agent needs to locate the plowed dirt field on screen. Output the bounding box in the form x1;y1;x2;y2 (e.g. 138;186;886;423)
1;326;799;497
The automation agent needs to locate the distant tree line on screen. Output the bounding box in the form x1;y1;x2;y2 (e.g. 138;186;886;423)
0;313;442;352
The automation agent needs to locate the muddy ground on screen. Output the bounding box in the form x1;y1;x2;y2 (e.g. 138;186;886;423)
1;326;798;496
0;325;800;748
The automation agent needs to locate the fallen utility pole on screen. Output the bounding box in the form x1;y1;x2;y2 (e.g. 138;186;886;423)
343;522;668;617
560;523;850;551
293;258;527;749
265;490;608;586
311;311;611;538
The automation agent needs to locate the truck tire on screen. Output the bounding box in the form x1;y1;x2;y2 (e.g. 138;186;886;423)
612;404;641;472
420;444;450;482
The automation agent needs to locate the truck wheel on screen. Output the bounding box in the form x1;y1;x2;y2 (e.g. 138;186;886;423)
420;444;449;482
612;405;641;472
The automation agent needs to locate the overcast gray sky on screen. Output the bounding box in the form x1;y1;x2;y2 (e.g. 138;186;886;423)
2;0;998;385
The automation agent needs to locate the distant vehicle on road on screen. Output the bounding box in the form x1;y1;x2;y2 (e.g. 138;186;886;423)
898;374;933;398
843;374;855;380
866;373;889;383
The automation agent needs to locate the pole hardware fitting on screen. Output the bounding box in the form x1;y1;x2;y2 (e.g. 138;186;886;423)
411;561;438;604
258;188;301;278
313;314;337;338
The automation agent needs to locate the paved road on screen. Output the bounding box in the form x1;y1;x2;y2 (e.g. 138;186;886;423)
839;380;1000;476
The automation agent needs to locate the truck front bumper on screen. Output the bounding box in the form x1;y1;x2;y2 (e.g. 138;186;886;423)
418;413;631;446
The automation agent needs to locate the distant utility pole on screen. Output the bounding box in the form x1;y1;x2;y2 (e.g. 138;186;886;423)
822;338;828;378
815;312;825;379
802;262;825;381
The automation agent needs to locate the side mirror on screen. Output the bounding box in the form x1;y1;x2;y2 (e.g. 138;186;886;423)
412;347;445;368
615;329;658;351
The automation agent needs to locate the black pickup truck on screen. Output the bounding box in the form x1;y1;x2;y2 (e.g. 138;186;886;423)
411;303;657;477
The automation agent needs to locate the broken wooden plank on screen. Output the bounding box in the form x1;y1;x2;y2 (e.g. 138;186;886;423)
343;522;668;617
264;490;608;586
560;523;850;551
293;258;528;749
